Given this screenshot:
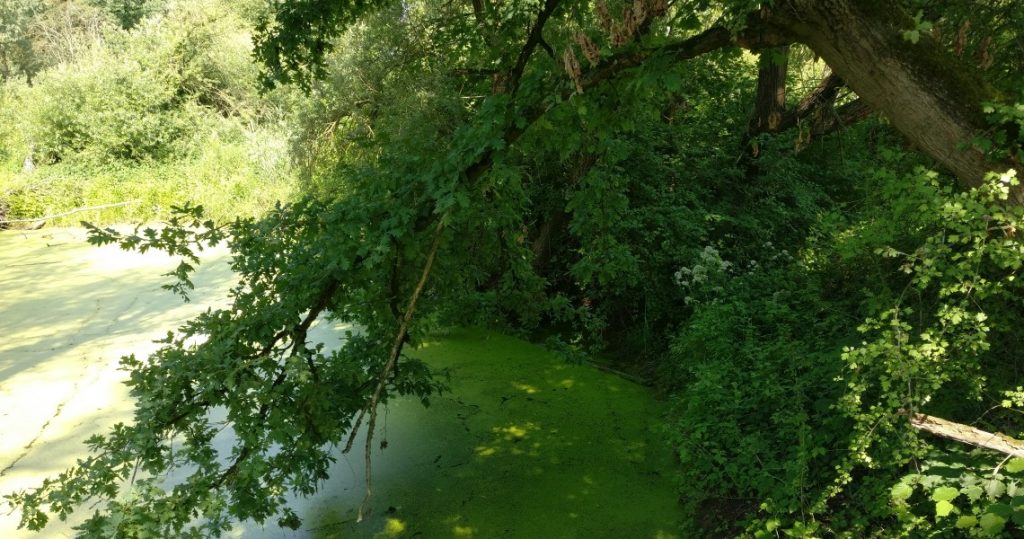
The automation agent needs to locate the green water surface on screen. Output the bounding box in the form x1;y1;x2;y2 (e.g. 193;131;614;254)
0;229;682;538
287;329;683;539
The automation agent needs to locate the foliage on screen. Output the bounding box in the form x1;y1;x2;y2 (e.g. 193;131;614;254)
666;253;851;527
252;0;383;89
286;1;472;194
17;50;194;164
889;447;1024;536
5;0;1024;537
1;128;293;225
87;0;166;29
8;200;448;535
0;0;46;81
0;0;114;82
813;169;1024;528
657;133;1024;536
0;0;296;225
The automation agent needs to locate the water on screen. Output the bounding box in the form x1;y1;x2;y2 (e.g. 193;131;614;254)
0;228;683;538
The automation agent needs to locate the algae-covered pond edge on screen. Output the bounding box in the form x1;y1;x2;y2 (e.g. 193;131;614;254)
0;230;682;538
325;328;686;538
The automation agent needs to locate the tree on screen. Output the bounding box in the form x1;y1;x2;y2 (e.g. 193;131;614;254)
0;0;43;82
0;1;115;84
762;0;1018;196
7;0;1024;536
257;0;1021;192
85;0;163;29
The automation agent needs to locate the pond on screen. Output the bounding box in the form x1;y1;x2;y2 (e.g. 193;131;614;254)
0;228;682;538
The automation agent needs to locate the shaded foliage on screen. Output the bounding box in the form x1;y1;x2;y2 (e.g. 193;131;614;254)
5;0;1024;537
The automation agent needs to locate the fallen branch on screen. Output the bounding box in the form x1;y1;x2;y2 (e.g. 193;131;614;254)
357;217;446;522
0;200;139;225
907;412;1024;458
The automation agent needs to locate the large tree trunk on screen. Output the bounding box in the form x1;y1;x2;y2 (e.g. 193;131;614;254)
749;46;789;135
767;0;1020;202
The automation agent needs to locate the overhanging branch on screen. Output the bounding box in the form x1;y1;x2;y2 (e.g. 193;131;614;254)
777;71;845;132
583;26;733;88
507;0;562;97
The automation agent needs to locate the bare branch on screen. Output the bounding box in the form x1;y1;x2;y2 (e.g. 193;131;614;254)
0;200;139;225
807;97;873;139
787;72;845;126
357;217;446;521
908;412;1024;458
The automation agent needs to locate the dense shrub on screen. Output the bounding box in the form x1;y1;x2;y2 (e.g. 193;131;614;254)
664;247;854;531
2;139;293;224
0;0;295;224
18;52;196;164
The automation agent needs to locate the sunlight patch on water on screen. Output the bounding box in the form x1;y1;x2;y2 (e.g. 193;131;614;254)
453;524;476;536
511;381;539;394
383;517;406;535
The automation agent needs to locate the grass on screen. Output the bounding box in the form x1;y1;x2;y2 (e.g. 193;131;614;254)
0;136;296;227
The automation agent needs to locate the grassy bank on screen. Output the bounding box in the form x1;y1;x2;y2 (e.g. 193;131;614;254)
0;149;295;227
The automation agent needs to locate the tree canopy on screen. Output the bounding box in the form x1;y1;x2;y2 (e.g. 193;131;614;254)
5;0;1024;536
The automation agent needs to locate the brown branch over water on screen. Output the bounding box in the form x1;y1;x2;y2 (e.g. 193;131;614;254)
357;218;446;521
0;200;139;225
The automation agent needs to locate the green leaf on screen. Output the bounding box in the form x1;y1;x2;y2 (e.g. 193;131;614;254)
964;485;985;502
986;479;1006;499
1005;458;1024;474
980;512;1007;535
932;486;960;502
955;515;978;528
935;500;956;518
891;482;914;502
987;502;1012;518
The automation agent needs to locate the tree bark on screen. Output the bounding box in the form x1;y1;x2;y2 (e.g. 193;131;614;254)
749;46;789;135
767;0;1021;202
908;412;1024;458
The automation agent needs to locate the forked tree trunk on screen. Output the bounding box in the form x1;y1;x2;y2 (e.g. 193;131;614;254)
767;0;1021;202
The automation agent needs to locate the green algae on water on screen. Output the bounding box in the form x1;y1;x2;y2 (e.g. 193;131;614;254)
303;329;683;539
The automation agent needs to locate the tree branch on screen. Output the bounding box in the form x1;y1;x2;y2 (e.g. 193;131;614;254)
807;97;873;139
908;412;1024;458
357;217;446;521
584;26;734;88
507;0;561;97
793;74;844;122
774;71;845;133
289;277;341;383
0;200;139;225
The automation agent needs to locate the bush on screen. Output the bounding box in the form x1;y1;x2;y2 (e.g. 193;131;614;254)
127;0;264;116
665;254;853;534
18;49;197;164
1;131;294;225
0;0;296;224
